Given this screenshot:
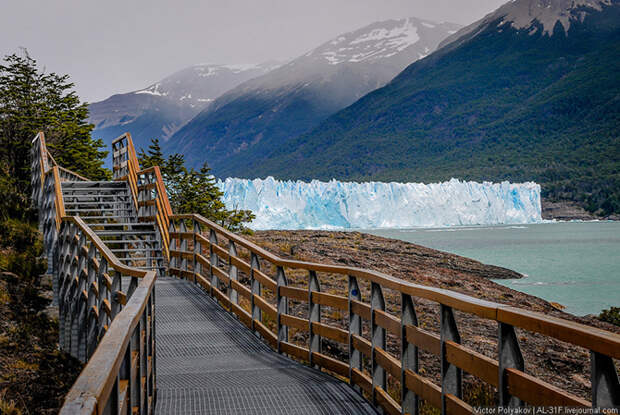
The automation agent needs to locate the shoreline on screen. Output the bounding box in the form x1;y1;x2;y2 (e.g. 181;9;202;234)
248;229;618;400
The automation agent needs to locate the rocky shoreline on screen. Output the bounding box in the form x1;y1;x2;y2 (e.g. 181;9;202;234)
248;230;619;402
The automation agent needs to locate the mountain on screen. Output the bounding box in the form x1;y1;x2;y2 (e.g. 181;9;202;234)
248;0;620;216
88;62;280;153
163;17;462;175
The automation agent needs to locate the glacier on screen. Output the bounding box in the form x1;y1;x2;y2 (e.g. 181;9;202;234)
217;177;542;230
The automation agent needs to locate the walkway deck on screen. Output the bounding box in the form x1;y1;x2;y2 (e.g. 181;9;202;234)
154;277;377;415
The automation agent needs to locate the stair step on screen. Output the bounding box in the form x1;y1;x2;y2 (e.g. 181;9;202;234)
100;239;158;244
95;230;157;236
63;188;129;193
110;247;160;252
118;257;165;262
65;208;133;213
64;201;132;205
62;181;126;187
87;223;154;228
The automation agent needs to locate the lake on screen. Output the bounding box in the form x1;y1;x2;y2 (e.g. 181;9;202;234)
364;222;619;316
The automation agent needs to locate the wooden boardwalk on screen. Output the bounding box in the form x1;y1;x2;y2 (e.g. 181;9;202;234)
154;277;376;415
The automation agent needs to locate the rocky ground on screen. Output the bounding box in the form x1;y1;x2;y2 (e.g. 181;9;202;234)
541;199;620;221
247;230;619;404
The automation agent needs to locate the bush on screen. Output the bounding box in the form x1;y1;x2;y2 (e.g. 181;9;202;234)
598;306;620;327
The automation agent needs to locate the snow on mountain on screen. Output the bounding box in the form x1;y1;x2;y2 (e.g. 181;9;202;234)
89;61;282;154
217;177;542;230
130;61;283;109
165;17;462;175
441;0;612;48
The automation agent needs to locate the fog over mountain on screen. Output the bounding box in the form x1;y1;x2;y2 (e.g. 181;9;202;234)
88;61;281;153
163;17;461;175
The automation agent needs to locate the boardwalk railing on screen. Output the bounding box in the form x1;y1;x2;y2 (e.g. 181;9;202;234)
32;130;620;414
112;133;171;260
169;214;620;414
31;132;156;414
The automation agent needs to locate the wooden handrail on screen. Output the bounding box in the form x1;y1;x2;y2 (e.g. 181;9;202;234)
169;213;620;413
172;213;620;358
58;217;156;414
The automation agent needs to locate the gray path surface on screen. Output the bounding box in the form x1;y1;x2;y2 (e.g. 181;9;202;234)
154;277;377;415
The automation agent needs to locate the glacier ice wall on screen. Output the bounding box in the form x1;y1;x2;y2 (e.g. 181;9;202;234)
217;177;542;230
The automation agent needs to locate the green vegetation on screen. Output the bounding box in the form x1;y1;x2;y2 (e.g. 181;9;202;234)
598;306;620;327
138;138;255;232
0;50;109;222
246;9;620;216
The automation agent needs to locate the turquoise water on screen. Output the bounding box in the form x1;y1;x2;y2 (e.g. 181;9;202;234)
364;222;620;316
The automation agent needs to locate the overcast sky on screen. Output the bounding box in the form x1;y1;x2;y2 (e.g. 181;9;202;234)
1;0;506;103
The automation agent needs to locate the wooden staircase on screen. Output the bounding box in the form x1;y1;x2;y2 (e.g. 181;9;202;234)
61;180;166;274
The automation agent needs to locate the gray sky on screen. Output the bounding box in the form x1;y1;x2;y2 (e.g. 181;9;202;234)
1;0;506;103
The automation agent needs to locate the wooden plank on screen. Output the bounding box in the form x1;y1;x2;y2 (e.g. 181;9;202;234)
230;279;251;299
254;319;277;348
374;386;402;415
230;302;252;328
351;368;373;395
213;286;231;309
405;325;441;356
445;394;474;415
212;265;230;285
169;231;194;240
498;306;620;360
229;255;251;275
351;334;372;357
351;300;371;320
211;242;231;262
374;346;401;378
312;291;348;311
445;340;499;387
311;322;348;344
311;352;349;377
374;309;401;335
404;369;442;409
280;314;308;331
505;368;590;407
252;294;277;319
279;286;307;302
253;269;277;292
280;341;310;361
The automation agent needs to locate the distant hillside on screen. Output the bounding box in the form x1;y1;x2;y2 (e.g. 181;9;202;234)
163;17;461;175
88;62;280;154
248;0;620;216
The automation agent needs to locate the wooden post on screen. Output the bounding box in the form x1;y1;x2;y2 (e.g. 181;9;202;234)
276;266;288;353
591;351;620;408
371;282;386;405
209;229;219;293
193;220;201;283
441;305;462;414
498;322;525;407
250;253;261;333
229;241;238;304
348;275;362;390
401;293;419;415
308;270;321;368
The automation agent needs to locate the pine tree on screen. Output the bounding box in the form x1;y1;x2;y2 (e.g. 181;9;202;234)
0;50;109;220
138;138;255;232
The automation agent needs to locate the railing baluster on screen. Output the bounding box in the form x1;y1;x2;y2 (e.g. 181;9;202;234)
229;241;238;304
250;253;261;332
371;282;386;406
498;322;525;407
401;293;419;415
210;229;219;292
169;221;178;271
348;275;362;390
276;266;288;353
86;244;98;360
441;305;462;413
193;220;201;283
308;270;321;368
590;351;620;408
179;221;188;273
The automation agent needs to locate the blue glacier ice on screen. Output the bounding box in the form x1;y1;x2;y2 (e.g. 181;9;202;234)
217;177;542;230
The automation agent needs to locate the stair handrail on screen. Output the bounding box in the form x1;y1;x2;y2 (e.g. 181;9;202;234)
31;132;157;413
58;216;156;414
112;133;172;260
169;212;620;412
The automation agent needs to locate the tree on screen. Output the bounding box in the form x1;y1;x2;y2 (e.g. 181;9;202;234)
0;50;109;218
138;138;255;232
